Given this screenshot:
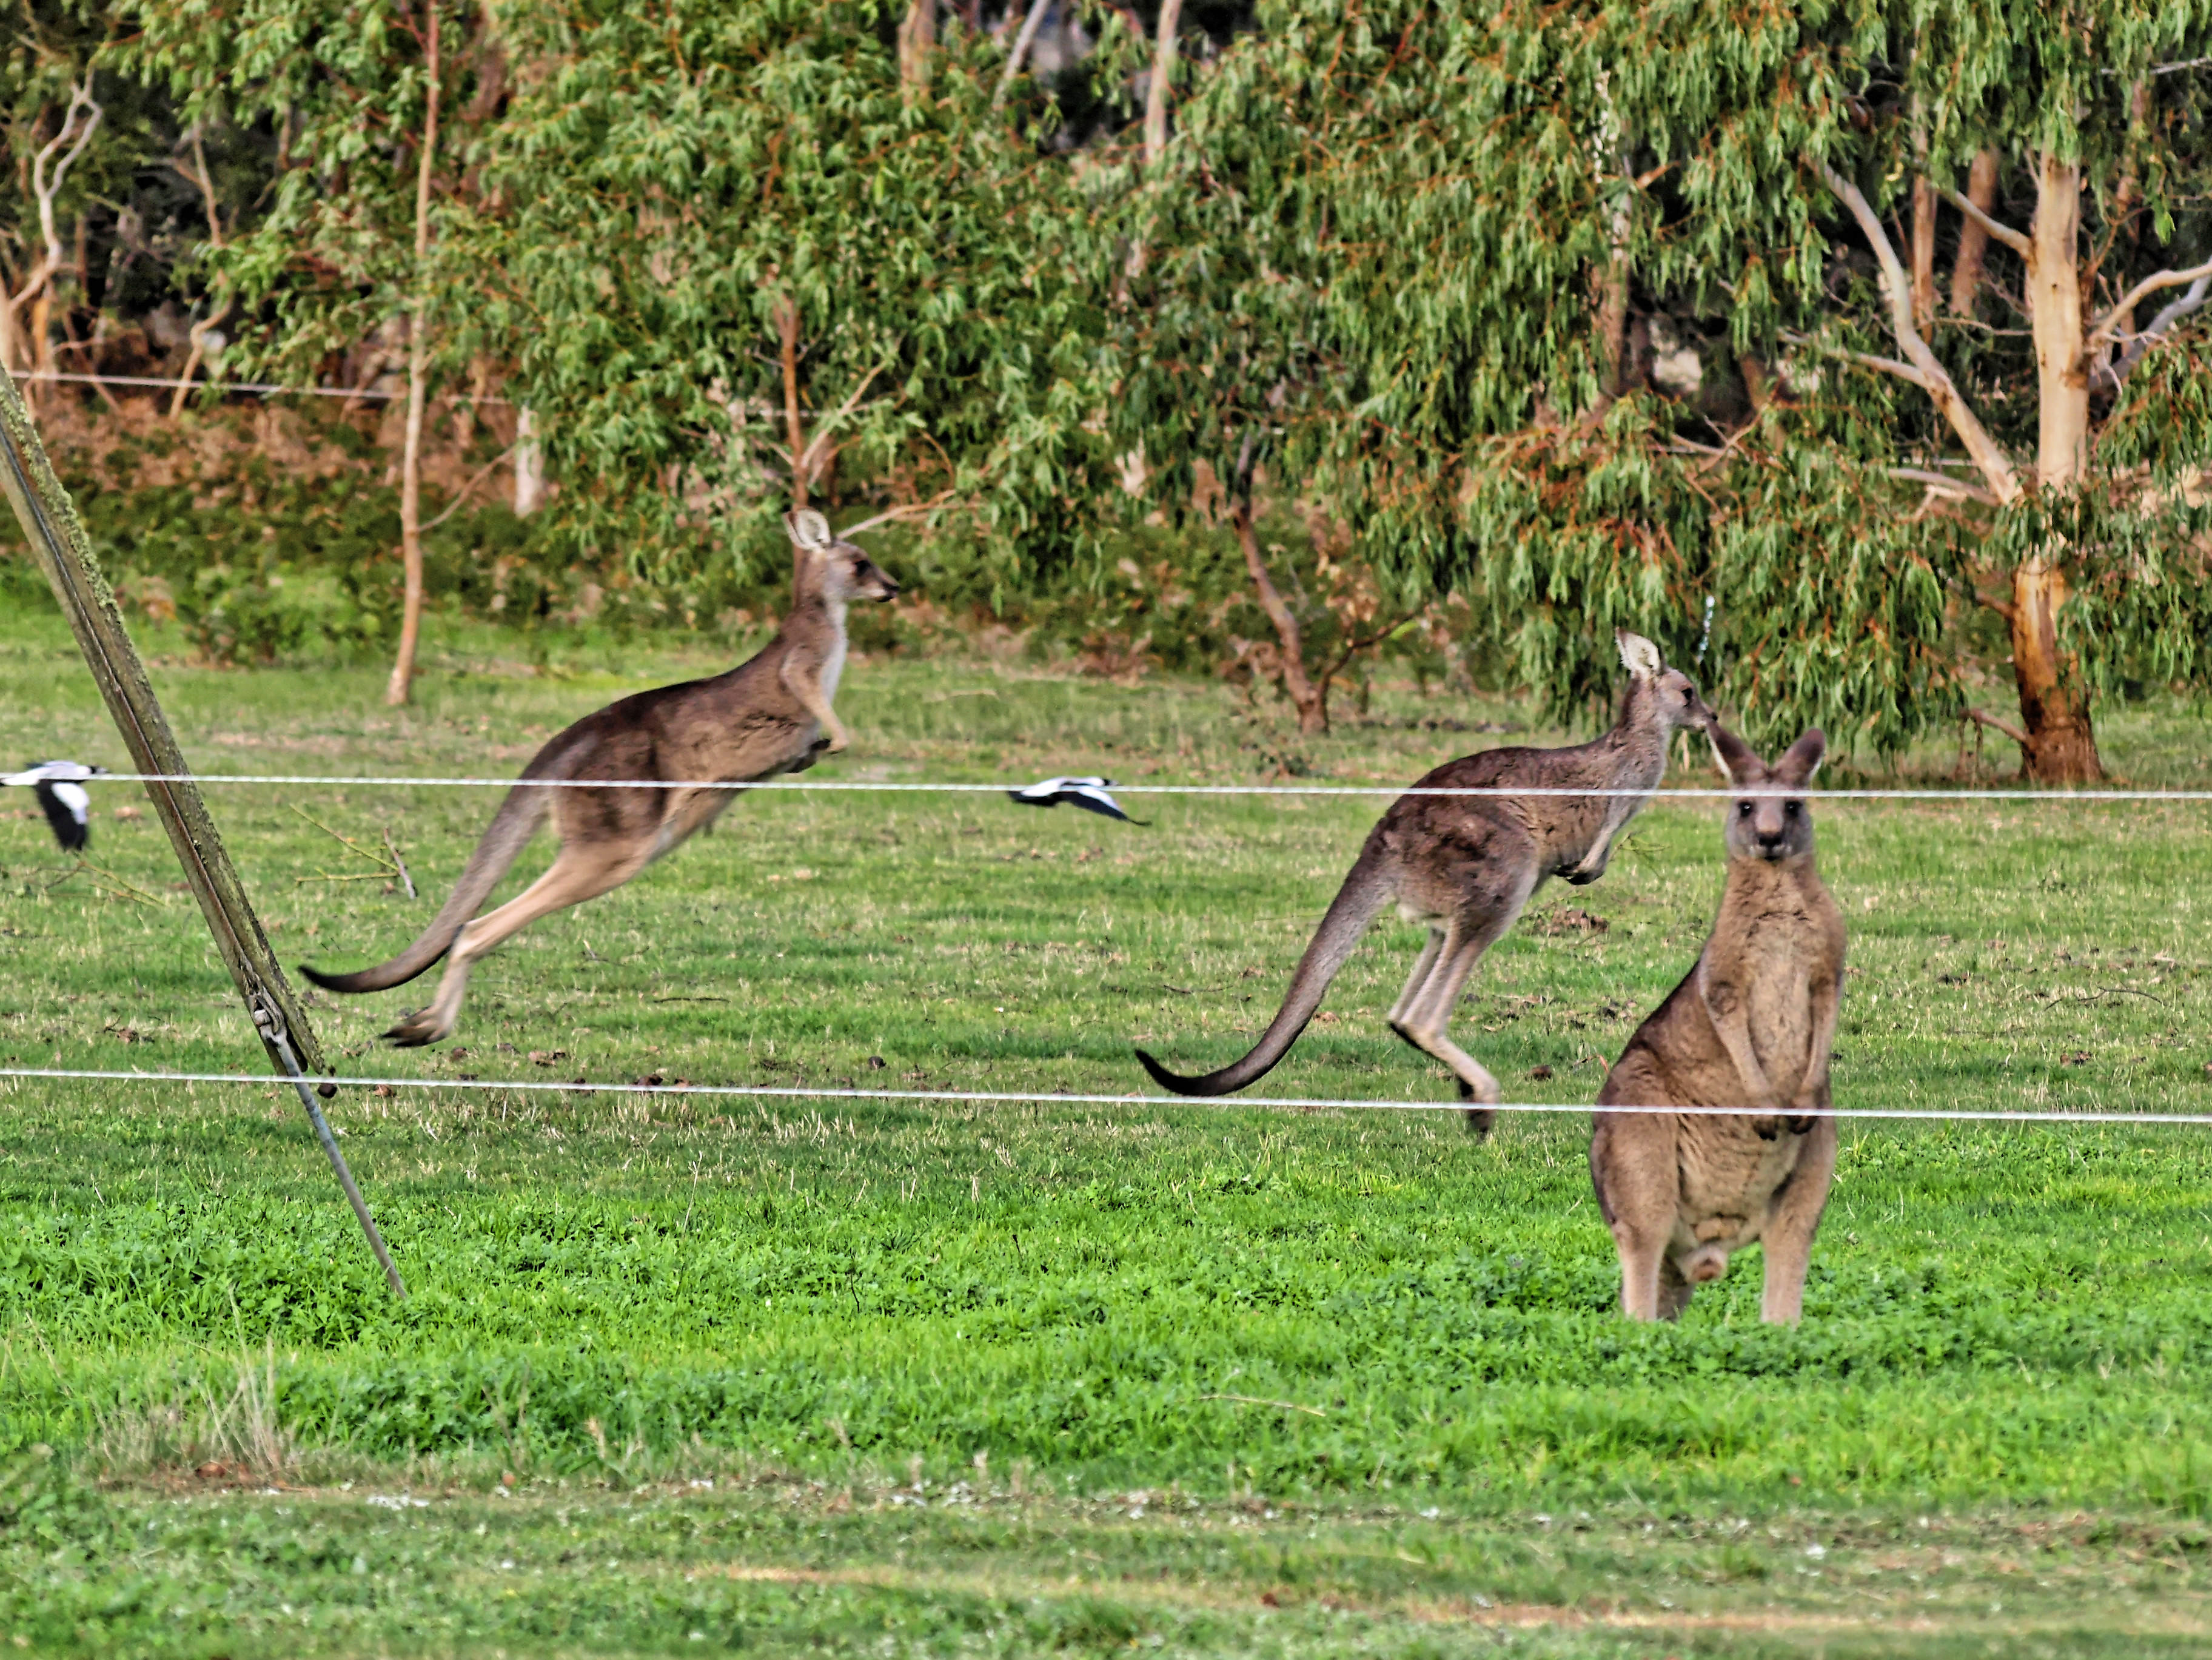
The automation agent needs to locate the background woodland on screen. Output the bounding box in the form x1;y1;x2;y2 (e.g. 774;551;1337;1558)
4;0;2210;779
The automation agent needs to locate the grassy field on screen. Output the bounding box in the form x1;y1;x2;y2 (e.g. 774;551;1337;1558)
2;607;2211;1655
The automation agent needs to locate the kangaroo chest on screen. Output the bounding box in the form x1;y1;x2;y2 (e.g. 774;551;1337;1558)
817;636;847;705
1730;909;1821;1101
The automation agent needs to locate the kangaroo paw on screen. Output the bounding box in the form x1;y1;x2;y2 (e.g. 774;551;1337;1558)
1457;1077;1499;1139
383;1009;452;1048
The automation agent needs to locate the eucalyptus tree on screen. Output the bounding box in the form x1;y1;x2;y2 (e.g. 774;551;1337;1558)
1584;0;2212;781
1143;1;2212;779
467;0;1108;593
119;0;491;706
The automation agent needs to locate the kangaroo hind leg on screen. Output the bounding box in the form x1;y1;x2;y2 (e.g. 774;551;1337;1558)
1387;909;1515;1133
384;839;654;1046
1387;926;1446;1026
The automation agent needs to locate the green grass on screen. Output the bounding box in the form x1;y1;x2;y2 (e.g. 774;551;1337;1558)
2;607;2211;1655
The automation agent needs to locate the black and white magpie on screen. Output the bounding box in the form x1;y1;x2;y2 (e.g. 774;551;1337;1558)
1006;775;1147;824
2;760;107;853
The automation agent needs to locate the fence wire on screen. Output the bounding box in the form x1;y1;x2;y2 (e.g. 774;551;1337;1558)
47;772;2212;802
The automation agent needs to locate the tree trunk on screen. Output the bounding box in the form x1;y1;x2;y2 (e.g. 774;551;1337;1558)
1909;185;1937;335
1949;148;1999;315
897;0;935;96
2008;152;2101;783
386;3;440;708
387;321;432;707
2007;560;2101;783
776;294;807;510
1144;0;1184;167
513;405;543;515
1232;496;1327;734
1909;107;1936;334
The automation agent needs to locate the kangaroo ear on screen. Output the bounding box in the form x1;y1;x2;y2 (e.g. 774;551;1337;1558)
1616;630;1663;680
783;508;833;555
1707;723;1762;787
1777;728;1826;785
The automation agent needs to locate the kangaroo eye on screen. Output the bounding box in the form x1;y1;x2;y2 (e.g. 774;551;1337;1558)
1784;801;1801;818
1737;802;1753;818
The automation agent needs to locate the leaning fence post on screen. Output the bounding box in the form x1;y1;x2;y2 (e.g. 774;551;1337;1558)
0;364;405;1297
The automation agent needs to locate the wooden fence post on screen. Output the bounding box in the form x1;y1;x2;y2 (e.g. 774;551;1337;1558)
0;366;405;1296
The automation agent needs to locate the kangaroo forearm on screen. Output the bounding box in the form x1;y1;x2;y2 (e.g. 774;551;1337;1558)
780;659;848;747
1713;1015;1775;1103
1700;974;1776;1102
1796;980;1841;1101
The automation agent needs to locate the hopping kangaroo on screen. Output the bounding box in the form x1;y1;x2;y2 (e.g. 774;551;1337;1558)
303;510;899;1046
1590;724;1845;1323
1136;633;1712;1131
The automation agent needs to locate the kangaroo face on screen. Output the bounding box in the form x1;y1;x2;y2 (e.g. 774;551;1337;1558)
1616;631;1715;733
1712;725;1825;863
783;509;902;604
1658;666;1715;734
821;541;900;604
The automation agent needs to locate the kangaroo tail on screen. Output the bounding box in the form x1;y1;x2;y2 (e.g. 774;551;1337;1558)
1136;857;1393;1097
299;782;553;993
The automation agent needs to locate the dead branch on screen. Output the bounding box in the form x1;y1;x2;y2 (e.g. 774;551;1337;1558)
2085;257;2212;354
3;81;102;375
422;442;519;531
170;121;238;417
793;357;895;485
1941;184;2031;259
383;826;416;899
1966;706;2029;747
1823;166;2023;504
992;0;1051;109
1891;466;1997;503
2095;272;2212;392
836;488;960;537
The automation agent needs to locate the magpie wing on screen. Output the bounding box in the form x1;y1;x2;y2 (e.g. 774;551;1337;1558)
36;781;89;851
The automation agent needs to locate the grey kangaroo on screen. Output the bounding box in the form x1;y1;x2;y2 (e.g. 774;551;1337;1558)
303;509;899;1046
1590;724;1845;1323
1137;633;1713;1131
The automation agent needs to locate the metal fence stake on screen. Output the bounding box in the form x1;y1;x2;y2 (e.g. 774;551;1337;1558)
0;365;405;1294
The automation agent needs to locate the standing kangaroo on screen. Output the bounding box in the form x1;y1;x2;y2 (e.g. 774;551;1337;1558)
1136;633;1712;1130
303;509;899;1046
1590;724;1845;1323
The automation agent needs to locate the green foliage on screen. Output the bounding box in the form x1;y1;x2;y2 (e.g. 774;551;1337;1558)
0;1446;112;1557
115;0;484;379
471;0;1112;590
1125;0;2212;752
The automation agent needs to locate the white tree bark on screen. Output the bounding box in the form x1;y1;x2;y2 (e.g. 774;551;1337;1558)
386;2;441;708
513;405;543;515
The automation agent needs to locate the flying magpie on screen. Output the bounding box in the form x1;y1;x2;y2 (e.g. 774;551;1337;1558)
3;760;107;853
1006;775;1147;824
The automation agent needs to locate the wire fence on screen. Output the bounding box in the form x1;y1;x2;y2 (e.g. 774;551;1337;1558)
2;1067;2204;1129
8;768;2204;1135
44;771;2212;802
